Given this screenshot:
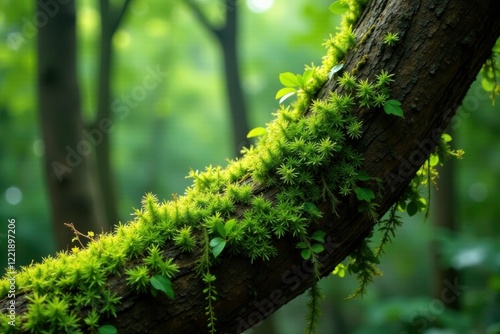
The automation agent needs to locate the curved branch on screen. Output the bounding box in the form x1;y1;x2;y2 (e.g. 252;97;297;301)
184;0;222;39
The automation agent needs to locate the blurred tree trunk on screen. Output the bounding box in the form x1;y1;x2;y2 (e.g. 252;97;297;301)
432;131;460;312
37;0;132;249
93;0;132;229
19;0;500;332
185;0;250;156
217;1;250;155
37;0;106;248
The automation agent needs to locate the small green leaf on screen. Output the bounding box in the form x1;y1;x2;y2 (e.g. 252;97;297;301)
150;275;174;299
279;91;297;104
328;63;344;79
225;219;236;236
297;241;308;249
406;200;419;217
481;78;495;92
215;221;226;238
332;264;346;278
295;74;305;88
329;1;349;15
356;170;370;181
429;154;439;167
304;201;318;212
247;127;267;138
210;238;226;258
311;243;325;254
383;99;404;117
279;72;299;87
98;325;118;334
275;87;297;99
302;68;315;84
301;248;312;260
441;133;452;143
311;230;326;243
354;187;375;202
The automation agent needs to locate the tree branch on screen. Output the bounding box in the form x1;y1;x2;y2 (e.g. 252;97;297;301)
7;0;500;333
184;0;223;40
111;0;133;35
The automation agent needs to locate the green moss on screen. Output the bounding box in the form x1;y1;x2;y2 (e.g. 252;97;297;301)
352;54;368;75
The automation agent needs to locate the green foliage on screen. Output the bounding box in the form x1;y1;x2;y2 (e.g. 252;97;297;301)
297;229;326;332
297;230;326;261
209;218;236;258
305;283;324;334
84;309;100;329
354;187;375;202
202;272;217;334
383;31;400;46
332;263;346;278
329;1;349;15
383;99;404;117
338;71;357;90
276;68;318;104
481;38;500;105
125;265;150;292
335;133;464;302
174;226;196;253
347;239;382;299
98;325;118;334
375;205;404;257
247;127;267;138
150;275;174;299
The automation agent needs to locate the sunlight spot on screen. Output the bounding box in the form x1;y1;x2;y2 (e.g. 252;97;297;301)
452;246;486;269
146;18;169;37
246;0;274;13
113;30;131;50
78;7;99;36
5;187;22;205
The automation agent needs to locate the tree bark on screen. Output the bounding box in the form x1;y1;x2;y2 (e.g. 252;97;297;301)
21;0;500;332
37;0;107;249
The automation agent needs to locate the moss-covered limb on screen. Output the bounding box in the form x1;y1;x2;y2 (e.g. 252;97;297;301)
2;0;500;333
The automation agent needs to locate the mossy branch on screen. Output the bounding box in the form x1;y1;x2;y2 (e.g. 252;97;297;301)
2;1;500;333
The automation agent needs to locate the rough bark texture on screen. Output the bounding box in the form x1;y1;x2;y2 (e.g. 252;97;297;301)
26;0;500;332
37;0;106;249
